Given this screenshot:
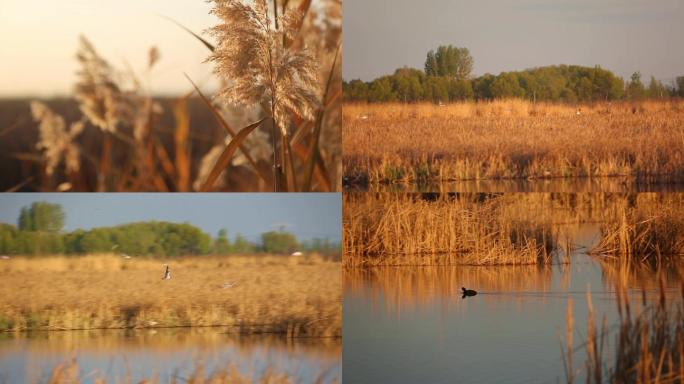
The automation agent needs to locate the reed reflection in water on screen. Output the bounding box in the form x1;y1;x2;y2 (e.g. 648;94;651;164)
0;328;341;383
343;224;683;384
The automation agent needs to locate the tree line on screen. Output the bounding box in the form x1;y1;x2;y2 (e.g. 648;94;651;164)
344;44;684;103
0;202;340;257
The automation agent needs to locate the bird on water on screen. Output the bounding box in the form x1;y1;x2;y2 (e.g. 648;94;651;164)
162;265;171;280
461;287;477;298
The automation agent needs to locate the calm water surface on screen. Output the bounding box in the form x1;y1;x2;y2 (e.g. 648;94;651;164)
0;328;340;383
343;224;682;383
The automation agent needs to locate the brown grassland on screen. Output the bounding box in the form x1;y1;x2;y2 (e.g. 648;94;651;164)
0;254;340;337
343;192;684;267
343;100;684;187
343;192;558;266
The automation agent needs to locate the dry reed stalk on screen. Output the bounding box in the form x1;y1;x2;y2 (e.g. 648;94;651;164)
173;98;191;191
208;0;320;191
343;193;558;266
343;100;684;186
591;199;684;264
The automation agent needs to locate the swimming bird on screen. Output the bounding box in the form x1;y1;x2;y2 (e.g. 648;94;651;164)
462;287;477;298
162;265;171;280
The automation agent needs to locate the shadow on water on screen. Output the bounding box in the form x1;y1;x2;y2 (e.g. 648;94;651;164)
342;223;683;384
0;328;341;383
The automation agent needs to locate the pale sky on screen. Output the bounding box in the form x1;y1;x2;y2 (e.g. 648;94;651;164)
0;193;342;242
343;0;684;84
0;0;220;97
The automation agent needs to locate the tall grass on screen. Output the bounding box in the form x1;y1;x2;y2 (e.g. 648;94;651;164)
0;254;340;337
343;193;558;266
591;197;684;264
343;100;684;187
6;0;341;192
562;281;684;383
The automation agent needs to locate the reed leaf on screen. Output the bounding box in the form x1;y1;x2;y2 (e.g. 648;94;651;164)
184;74;271;186
200;117;268;192
161;15;215;52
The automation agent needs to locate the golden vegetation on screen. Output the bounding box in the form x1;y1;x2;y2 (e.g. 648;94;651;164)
562;281;684;384
343;100;684;186
343;192;684;267
0;254;340;337
7;0;341;192
591;196;684;264
47;357;337;384
343;193;558;266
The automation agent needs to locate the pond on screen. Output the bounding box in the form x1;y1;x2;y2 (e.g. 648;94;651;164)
0;328;340;383
343;224;682;383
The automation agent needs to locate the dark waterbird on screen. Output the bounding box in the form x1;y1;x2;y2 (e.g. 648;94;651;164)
461;287;477;298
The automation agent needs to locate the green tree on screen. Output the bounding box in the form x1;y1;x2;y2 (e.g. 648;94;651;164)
213;228;231;254
232;233;256;254
18;202;65;232
626;71;646;100
426;45;473;80
261;230;298;254
18;207;32;231
490;73;525;98
368;77;396;102
677;76;684;97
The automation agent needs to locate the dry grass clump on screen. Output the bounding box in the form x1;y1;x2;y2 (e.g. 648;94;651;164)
0;254;340;337
47;357;337;384
343;193;558;266
562;282;684;384
343;100;684;187
6;0;341;192
591;196;684;264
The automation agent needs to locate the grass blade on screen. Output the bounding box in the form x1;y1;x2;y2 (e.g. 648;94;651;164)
302;42;341;191
184;73;271;186
200;118;268;192
160;15;215;52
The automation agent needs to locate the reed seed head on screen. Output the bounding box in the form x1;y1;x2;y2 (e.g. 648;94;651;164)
207;0;320;135
31;101;84;176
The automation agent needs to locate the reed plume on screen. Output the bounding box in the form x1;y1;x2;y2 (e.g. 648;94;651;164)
30;101;84;176
74;35;132;133
207;0;320;191
208;0;320;132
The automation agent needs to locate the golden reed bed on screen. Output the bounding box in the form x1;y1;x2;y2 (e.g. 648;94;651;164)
343;192;684;267
343;100;684;186
343;193;557;266
0;254;340;337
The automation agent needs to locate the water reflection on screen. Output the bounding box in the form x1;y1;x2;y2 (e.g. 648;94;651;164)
0;328;340;383
343;224;682;384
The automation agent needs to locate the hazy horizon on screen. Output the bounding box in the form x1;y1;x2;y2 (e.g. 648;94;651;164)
0;0;220;97
343;0;684;83
0;194;342;243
